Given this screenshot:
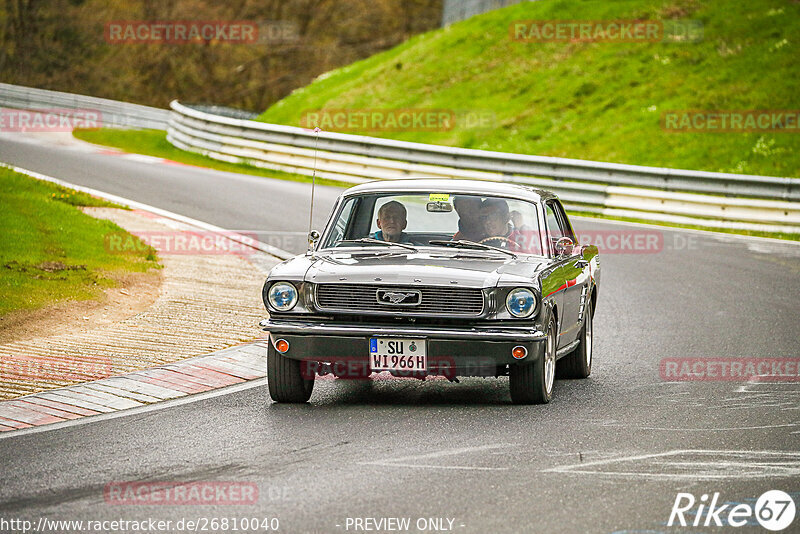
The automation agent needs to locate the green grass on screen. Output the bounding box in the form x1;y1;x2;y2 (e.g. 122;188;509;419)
0;167;161;316
257;0;800;178
72;128;354;188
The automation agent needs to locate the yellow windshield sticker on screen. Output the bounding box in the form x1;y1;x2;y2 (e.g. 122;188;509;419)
429;193;450;202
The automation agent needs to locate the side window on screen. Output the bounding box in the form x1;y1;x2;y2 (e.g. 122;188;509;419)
325;197;356;245
545;200;574;256
545;202;564;242
550;200;575;241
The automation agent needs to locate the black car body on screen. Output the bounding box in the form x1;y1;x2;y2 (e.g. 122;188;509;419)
261;179;599;404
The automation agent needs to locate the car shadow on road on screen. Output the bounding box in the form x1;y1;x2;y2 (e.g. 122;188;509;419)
266;375;598;407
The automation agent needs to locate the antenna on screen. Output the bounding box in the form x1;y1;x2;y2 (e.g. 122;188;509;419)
307;126;321;253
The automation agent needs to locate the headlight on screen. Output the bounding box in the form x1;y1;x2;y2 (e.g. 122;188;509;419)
268;282;298;312
506;287;536;318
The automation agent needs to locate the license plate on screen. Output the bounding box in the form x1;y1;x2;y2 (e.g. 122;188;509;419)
369;338;427;371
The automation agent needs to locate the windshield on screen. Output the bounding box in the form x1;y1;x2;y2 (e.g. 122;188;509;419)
321;192;543;254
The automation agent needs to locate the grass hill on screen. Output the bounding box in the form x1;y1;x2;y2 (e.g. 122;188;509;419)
257;0;800;178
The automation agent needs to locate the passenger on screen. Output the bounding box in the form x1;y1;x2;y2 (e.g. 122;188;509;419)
452;195;484;241
480;198;521;250
510;210;526;231
509;209;537;253
373;200;410;243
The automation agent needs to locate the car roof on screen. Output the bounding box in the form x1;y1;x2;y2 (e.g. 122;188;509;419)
342;179;556;202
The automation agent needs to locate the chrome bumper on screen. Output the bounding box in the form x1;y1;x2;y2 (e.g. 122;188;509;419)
260;318;546;341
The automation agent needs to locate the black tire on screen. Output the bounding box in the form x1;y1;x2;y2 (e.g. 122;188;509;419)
267;344;314;403
557;299;593;379
509;319;556;404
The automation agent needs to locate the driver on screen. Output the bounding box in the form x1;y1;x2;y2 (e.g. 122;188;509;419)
373;200;410;243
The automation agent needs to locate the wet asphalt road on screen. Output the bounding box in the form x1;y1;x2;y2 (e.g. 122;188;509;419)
1;133;799;533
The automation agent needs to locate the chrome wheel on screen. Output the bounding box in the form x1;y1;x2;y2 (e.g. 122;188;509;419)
556;297;593;379
544;321;556;396
584;304;593;370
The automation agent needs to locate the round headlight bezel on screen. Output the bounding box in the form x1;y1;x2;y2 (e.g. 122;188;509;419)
506;287;537;318
268;282;298;312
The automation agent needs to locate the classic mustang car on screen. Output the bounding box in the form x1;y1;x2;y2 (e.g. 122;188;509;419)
261;179;599;404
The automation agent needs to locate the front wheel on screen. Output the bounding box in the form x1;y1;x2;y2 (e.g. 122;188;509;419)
509;319;556;404
267;344;314;403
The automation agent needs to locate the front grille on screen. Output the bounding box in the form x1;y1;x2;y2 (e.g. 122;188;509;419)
315;284;484;317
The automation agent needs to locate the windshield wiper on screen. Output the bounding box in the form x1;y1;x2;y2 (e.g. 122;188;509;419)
337;238;418;252
428;239;517;258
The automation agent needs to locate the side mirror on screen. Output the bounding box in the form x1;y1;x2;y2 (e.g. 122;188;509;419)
554;236;574;257
307;230;320;252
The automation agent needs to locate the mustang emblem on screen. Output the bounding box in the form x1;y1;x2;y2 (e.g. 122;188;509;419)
376;289;422;306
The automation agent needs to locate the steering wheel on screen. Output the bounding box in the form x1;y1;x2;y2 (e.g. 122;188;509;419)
479;236;522;250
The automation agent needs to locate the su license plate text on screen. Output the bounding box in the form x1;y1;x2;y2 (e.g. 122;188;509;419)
369;337;427;371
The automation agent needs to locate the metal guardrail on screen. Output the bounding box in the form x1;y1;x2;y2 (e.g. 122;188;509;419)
1;82;796;233
168;101;800;234
0;83;169;130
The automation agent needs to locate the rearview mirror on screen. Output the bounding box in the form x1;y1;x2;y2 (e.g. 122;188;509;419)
426;201;453;212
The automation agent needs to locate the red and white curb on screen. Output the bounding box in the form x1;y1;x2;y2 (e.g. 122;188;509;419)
0;340;268;434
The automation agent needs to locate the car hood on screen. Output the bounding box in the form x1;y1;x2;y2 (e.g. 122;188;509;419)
269;249;550;289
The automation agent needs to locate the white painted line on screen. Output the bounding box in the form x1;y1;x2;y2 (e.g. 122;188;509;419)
369;463;509;471
542;470;795;481
0;378;265;440
360;443;515;471
609;422;800;432
544;449;800;480
120;154;164;164
1;163;294;260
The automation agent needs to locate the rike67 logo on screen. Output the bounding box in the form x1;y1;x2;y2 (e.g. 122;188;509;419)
669;490;796;531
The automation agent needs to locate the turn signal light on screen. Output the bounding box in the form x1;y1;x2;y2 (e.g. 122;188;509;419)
512;346;528;360
275;339;290;353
